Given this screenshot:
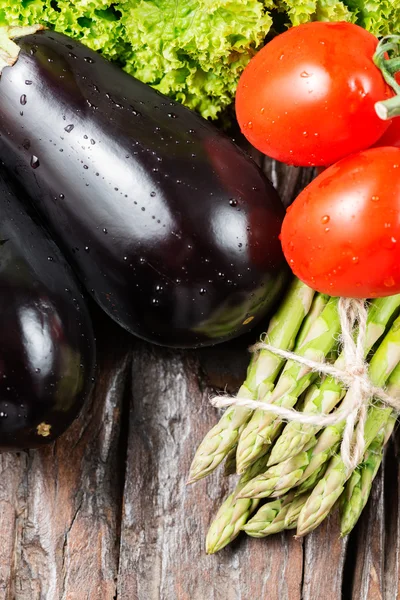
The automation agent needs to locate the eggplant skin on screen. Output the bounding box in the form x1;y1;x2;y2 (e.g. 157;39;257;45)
0;170;95;450
0;30;287;348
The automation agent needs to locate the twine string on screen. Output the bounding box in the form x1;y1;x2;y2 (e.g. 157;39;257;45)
211;298;400;472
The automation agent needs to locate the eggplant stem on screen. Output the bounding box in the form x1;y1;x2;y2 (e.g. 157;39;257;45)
0;25;44;72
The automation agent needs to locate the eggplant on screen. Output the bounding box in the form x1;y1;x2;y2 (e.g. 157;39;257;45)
0;28;287;348
0;168;95;449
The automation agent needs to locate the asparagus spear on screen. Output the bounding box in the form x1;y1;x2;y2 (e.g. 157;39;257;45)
236;297;341;474
339;430;384;537
297;317;400;537
243;494;295;537
188;279;315;483
243;491;310;537
284;492;310;529
206;452;271;553
223;444;238;477
268;295;400;466
340;414;397;536
238;437;318;499
296;461;328;494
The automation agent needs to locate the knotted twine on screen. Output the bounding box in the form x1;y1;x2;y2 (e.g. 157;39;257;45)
211;298;400;473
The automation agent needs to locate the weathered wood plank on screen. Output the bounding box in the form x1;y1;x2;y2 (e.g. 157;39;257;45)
302;512;348;600
117;342;304;600
0;452;27;599
351;458;386;600
384;433;400;600
0;320;132;600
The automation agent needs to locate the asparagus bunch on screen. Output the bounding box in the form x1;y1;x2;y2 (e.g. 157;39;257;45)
189;278;400;552
188;279;316;483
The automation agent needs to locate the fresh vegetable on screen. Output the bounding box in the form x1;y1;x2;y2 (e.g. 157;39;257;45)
190;275;400;549
339;415;395;537
235;297;341;474
268;294;400;466
0;169;95;449
3;1;399;121
373;117;400;148
205;452;271;553
238;307;400;502
281;147;400;298
235;22;393;167
0;27;287;348
188;279;316;482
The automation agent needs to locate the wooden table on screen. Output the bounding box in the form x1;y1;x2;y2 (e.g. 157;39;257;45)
1;159;399;600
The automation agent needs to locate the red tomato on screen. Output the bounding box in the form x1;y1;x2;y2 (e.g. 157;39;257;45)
280;147;400;298
235;22;393;167
373;117;400;148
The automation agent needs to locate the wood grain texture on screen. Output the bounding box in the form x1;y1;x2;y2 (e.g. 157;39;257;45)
117;342;304;600
303;513;348;600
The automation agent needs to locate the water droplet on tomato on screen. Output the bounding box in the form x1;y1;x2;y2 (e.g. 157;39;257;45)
324;227;330;233
247;121;253;129
382;237;397;250
300;71;311;78
302;131;308;137
384;276;395;287
371;195;380;202
352;256;359;264
260;107;265;114
321;215;330;224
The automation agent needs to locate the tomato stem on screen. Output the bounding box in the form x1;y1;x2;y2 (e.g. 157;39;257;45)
374;35;400;120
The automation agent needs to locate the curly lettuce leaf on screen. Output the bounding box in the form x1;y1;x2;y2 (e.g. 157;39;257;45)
0;0;126;60
275;0;355;26
342;0;400;36
119;0;274;119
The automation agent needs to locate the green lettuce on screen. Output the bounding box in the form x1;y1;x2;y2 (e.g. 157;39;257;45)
0;0;396;119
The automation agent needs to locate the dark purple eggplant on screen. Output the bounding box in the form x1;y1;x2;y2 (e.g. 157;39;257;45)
0;168;95;449
0;28;287;348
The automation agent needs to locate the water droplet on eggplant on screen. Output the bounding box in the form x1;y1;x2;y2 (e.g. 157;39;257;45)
20;95;27;106
64;124;74;133
30;155;40;169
